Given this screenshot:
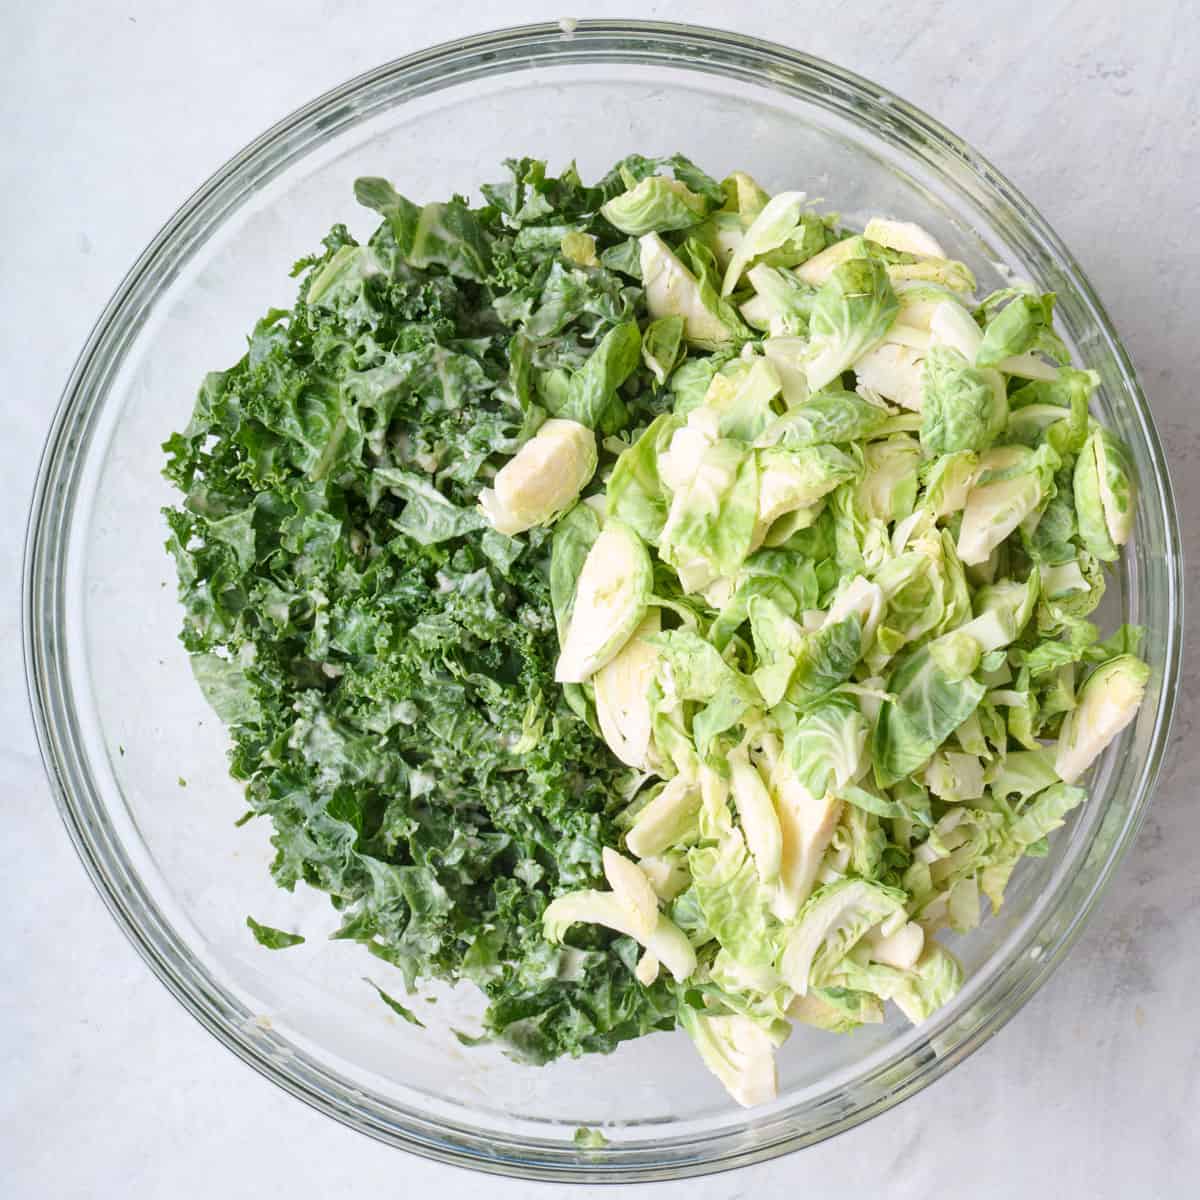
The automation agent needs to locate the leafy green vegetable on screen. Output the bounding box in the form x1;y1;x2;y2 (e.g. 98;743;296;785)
559;321;642;431
168;155;1148;1112
920;345;1007;456
804;257;899;391
365;978;426;1027
640;232;748;348
872;635;987;786
246;916;305;950
641;315;686;386
1074;425;1137;561
478;419;597;536
601;175;709;236
756;390;890;448
976;289;1066;367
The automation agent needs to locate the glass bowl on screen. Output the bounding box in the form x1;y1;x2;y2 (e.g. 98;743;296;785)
23;20;1182;1183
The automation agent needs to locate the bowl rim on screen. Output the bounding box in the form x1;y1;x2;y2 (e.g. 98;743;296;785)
23;18;1183;1183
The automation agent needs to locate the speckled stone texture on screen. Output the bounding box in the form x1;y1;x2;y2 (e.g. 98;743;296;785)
3;3;1197;1197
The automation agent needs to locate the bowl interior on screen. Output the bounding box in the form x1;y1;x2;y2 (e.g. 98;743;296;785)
29;24;1179;1180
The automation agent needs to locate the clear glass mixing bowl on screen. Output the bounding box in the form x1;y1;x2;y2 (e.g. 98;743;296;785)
23;20;1182;1182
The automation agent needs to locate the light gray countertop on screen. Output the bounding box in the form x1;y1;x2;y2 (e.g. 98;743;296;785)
3;2;1198;1196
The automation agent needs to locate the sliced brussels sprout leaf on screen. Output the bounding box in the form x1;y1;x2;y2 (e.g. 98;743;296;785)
1074;426;1136;561
605;413;679;546
625;771;702;858
872;634;987;787
721;190;808;295
479;418;597;536
890;943;964;1023
892;279;960;329
885;257;976;293
641;315;686;386
862;217;946;259
760;336;812;406
778;878;906;995
976;290;1067;368
987;747;1060;802
549;501;602;642
1008;781;1088;847
923;750;985;801
928;298;984;360
794;234;870;286
600;175;709;236
670;353;731;415
721;170;771;215
659;439;759;593
755;390;890;448
755;444;858;545
958;571;1041;652
920;345;1008;456
542;889;696;981
637;852;691;902
688;828;778;967
559;230;599;267
853;342;925;411
701;355;783;443
744;263;818;337
692;210;749;272
804;257;900;393
858;435;921;523
601;846;661;937
788;987;884;1031
555;520;653;683
594;610;662;770
866;919;926;970
1055;655;1149;783
824;575;885;647
634;951;660;987
729;748;783;882
772;701;868;911
956;444;1056;565
679;1007;780;1108
921;449;979;518
640;232;744;347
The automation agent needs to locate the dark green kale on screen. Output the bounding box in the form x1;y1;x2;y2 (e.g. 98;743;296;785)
163;156;719;1063
246;916;305;950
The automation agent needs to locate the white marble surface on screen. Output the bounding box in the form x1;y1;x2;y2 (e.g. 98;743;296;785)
3;2;1199;1196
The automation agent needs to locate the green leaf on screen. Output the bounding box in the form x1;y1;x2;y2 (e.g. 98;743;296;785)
190;653;261;725
606;413;680;545
640;233;749;349
354;177;491;280
721;190;808;294
872;638;987;787
804;257;899;392
246;916;305;950
659;440;759;590
558;321;642;431
757;390;890;448
573;1126;610;1149
373;468;485;545
920;345;1007;456
689;832;779;968
601;175;709;235
976;291;1064;367
550;502;603;642
365;977;427;1027
641;316;686;387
